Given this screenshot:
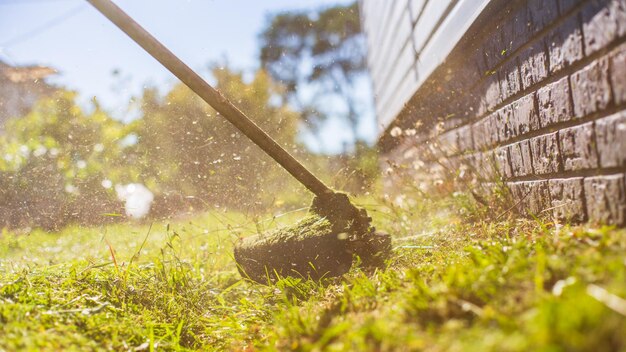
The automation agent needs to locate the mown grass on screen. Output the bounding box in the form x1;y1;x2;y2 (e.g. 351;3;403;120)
0;191;625;351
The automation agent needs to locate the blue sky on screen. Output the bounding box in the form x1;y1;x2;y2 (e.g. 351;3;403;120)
0;0;375;153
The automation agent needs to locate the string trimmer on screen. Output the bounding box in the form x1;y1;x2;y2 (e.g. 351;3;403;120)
86;0;391;284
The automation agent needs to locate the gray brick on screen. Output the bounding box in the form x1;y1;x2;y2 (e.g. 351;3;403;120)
441;116;464;132
595;111;626;167
488;113;502;146
559;0;585;14
437;130;459;156
501;4;532;55
581;0;626;56
472;119;490;150
537;76;573;128
462;153;479;173
496;96;540;141
527;0;559;34
495;146;512;179
508;180;552;216
476;150;497;180
473;50;489;77
545;15;584;73
456;125;474;152
499;60;522;101
584;174;626;225
458;95;474;119
509;140;534;177
559;122;599;170
484;113;500;147
513;93;540;134
464;90;481;120
472;119;488;150
460;155;479;183
507;182;526;213
549;178;586;222
485;73;502;111
529;181;553;216
519;42;548;89
530;132;562;174
610;42;626;105
482;28;505;69
497;104;515;142
475;89;489;117
570;58;612;118
463;152;478;177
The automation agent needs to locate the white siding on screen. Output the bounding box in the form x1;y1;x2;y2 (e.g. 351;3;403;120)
360;0;493;131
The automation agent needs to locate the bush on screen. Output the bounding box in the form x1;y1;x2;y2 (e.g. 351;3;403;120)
0;91;127;230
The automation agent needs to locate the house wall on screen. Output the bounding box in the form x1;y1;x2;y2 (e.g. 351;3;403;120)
363;0;626;225
359;0;492;129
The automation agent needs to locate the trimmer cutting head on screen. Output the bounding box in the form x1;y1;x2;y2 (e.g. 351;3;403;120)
234;193;391;284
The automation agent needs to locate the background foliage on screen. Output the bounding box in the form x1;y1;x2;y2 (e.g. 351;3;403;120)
0;1;380;230
0;91;129;230
259;2;370;146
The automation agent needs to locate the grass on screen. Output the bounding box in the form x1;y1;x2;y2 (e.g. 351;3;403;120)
0;190;625;351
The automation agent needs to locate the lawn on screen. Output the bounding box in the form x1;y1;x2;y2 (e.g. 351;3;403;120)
0;191;625;351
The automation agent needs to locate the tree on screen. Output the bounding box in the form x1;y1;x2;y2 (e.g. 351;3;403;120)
132;66;305;213
259;2;370;149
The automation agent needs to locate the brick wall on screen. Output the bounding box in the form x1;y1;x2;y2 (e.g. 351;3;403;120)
380;0;626;225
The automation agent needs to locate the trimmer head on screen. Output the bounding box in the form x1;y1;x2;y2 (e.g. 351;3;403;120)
234;193;391;284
